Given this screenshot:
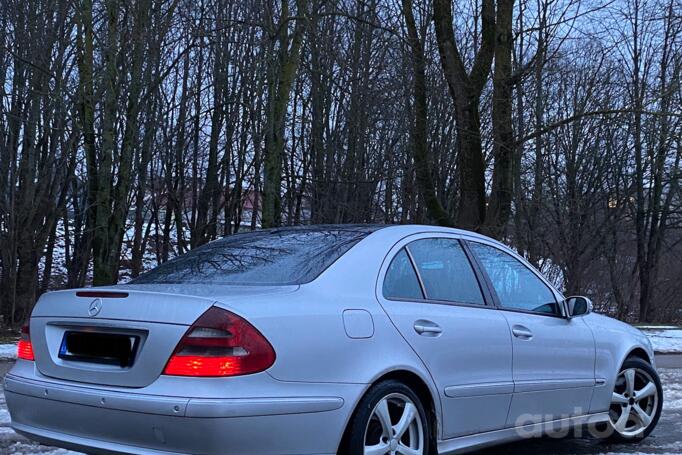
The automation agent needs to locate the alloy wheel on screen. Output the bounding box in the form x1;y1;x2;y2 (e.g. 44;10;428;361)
609;367;660;438
363;392;425;455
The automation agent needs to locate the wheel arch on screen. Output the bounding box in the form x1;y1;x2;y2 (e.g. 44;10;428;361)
374;369;438;419
337;368;440;454
626;347;652;365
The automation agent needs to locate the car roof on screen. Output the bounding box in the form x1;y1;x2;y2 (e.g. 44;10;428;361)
372;224;498;242
247;224;499;245
222;223;506;254
255;224;389;235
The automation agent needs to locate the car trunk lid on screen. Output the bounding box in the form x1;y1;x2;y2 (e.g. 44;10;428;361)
29;285;295;388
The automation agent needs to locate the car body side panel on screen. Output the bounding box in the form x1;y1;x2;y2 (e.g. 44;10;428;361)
230;285;431;386
371;233;514;439
582;312;656;413
380;299;513;439
457;233;601;426
501;312;596;425
241;284;443;446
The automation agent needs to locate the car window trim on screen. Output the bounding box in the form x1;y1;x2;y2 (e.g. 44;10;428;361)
464;239;566;318
384;296;502;310
458;239;498;308
403;246;427;300
381;235;494;308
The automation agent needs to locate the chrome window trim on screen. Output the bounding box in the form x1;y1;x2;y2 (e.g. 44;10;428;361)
404;246;428;300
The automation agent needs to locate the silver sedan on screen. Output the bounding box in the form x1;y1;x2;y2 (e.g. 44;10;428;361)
6;225;663;454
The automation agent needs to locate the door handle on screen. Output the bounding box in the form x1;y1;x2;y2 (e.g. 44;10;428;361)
414;320;443;336
512;325;533;340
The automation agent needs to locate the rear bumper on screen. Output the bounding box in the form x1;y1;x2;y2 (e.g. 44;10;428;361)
5;372;357;454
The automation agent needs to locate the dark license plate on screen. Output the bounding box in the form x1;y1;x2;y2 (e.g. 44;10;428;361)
59;331;139;368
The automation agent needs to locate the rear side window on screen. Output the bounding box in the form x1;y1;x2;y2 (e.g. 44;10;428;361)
407;238;484;305
132;228;373;285
468;242;559;315
383;249;424;300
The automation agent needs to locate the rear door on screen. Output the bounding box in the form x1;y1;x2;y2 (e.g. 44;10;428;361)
466;241;596;426
376;234;513;439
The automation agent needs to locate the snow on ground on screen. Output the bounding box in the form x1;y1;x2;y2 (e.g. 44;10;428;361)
639;328;682;354
659;368;682;410
1;442;77;454
0;345;17;361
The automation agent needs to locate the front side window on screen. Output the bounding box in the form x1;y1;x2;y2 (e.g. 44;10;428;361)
408;238;485;305
468;242;559;315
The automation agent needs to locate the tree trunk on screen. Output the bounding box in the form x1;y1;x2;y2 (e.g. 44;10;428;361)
484;0;515;238
403;0;453;227
433;0;495;231
261;0;307;228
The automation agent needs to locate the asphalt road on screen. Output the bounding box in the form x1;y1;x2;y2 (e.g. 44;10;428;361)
1;356;681;454
654;354;682;369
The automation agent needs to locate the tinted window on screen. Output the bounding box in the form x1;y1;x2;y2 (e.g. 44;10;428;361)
383;249;424;300
132;228;373;285
408;239;484;304
468;242;559;315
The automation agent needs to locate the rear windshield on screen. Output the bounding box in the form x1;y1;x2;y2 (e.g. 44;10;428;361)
131;227;375;285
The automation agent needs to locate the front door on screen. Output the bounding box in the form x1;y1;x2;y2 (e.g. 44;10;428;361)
377;235;514;439
466;241;596;426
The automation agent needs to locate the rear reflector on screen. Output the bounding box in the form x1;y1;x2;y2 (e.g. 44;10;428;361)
18;324;34;361
163;306;275;377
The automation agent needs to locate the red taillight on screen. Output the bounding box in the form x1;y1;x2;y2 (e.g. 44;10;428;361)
17;324;34;361
163;306;275;377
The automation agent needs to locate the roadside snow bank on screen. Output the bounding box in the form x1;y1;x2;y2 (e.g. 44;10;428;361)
640;328;682;354
0;345;16;361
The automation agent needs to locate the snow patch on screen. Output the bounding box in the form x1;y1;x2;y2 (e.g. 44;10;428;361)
0;345;17;361
2;442;79;454
659;368;682;410
641;328;682;354
0;408;10;426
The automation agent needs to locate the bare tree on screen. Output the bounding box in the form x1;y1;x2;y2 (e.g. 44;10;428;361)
433;0;494;230
261;0;308;228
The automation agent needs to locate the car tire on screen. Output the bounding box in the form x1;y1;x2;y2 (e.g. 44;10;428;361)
342;380;431;455
606;357;663;443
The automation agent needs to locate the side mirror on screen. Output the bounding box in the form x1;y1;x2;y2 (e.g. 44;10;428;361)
566;296;593;317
